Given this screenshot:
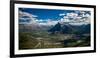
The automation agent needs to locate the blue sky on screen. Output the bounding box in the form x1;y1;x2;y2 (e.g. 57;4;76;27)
19;8;82;21
19;8;91;25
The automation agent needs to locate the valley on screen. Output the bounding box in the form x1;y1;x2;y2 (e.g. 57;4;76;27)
19;30;90;49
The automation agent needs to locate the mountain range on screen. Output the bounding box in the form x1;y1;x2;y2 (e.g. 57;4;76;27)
19;21;90;35
48;22;90;34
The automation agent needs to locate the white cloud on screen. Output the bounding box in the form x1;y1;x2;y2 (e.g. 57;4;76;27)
59;11;91;25
38;19;58;26
59;13;66;16
19;11;38;24
47;20;58;26
69;22;89;26
63;15;68;19
60;18;70;23
19;11;38;18
84;13;90;17
67;12;78;19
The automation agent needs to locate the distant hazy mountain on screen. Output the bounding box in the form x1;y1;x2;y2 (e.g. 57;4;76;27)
19;23;53;32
